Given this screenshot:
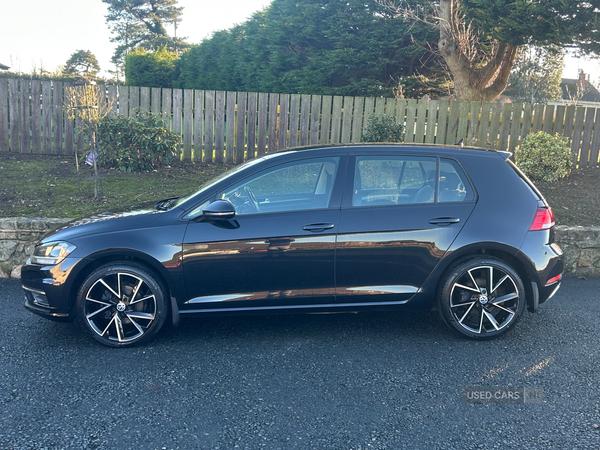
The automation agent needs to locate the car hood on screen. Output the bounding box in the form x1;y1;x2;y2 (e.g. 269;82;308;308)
40;209;165;243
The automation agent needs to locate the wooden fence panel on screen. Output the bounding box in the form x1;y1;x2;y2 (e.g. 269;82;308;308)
52;82;63;154
320;95;332;145
299;94;310;146
509;103;523;152
424;100;437;144
31;82;42;154
532;105;544;132
140;87;150;111
521;103;533;144
0;80;8;152
182;89;193;160
445;101;460;145
193;90;204;162
341;96;353;143
554;105;566;136
571;107;586;167
204;91;215;163
42;81;52;153
330;96;343;144
414;99;427;144
151;88;161;114
363;97;375;124
214;91;225;163
564;105;576;138
498;103;512;150
278;94;289;150
404;99;417;143
246;92;257;158
309;95;321;145
488;103;502;149
268;93;279;152
351;96;364;143
226;91;237;162
21;80;31;153
374;97;385;115
288;94;300;148
589;110;600;168
236;91;247;163
8;79;19;152
118;85;129;117
394;99;406;127
477;102;491;147
579;107;596;167
467;102;480;146
256;92;268;156
173;89;183;137
129;86;140;114
456;101;470;143
543;105;555;135
435;100;448;144
107;85;118;118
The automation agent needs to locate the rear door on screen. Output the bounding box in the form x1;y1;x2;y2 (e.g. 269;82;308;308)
335;154;477;304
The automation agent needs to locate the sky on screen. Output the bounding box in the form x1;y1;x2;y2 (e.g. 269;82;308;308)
1;0;598;81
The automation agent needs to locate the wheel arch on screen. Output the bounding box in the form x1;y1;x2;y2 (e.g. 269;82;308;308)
67;249;180;321
425;242;537;311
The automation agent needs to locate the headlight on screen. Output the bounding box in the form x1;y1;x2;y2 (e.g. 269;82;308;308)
31;242;76;265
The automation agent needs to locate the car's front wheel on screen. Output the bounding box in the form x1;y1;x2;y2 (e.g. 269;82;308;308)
76;263;168;347
437;257;525;339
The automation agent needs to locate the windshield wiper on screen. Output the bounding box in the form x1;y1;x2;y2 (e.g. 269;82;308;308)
155;196;180;211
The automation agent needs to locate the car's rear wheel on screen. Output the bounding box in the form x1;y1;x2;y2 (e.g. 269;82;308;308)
76;263;168;347
437;257;525;339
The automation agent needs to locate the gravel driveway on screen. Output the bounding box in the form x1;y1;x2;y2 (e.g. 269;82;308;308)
1;276;599;449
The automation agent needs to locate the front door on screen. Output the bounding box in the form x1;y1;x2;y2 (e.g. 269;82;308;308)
181;156;344;312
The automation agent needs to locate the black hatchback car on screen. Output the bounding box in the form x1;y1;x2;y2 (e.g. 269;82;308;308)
22;144;563;347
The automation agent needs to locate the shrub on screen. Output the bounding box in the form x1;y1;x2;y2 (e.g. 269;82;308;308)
125;47;177;88
96;109;180;172
360;115;404;143
515;131;572;182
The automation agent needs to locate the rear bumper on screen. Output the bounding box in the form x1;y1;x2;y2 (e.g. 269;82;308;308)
519;231;563;305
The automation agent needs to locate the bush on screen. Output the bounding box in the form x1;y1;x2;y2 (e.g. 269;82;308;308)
360;115;404;143
515;131;572;182
125;47;177;88
96;109;180;172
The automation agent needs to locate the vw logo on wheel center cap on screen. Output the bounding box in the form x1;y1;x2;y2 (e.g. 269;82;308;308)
478;288;489;304
116;302;126;312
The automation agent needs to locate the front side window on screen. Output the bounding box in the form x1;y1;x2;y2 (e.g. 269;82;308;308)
218;157;340;215
353;155;473;206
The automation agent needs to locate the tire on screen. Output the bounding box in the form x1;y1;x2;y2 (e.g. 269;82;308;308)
437;257;525;339
75;263;168;347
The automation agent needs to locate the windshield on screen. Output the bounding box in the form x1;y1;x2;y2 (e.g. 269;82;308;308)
172;156;268;208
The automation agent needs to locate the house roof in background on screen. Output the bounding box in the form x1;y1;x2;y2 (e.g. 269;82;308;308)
560;73;600;103
0;62;9;70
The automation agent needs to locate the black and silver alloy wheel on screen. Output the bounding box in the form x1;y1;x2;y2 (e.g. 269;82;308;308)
438;257;525;339
76;263;167;347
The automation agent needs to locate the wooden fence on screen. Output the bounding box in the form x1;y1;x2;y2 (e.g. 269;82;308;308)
1;78;599;168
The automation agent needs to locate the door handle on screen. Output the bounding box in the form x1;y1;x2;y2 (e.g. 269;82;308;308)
429;217;460;226
303;223;335;232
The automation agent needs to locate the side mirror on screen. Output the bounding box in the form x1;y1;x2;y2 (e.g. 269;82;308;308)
202;200;236;220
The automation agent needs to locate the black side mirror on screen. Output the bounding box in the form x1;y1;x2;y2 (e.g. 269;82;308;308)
202;200;236;220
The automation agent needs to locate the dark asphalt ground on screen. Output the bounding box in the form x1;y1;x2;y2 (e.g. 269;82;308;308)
1;276;599;450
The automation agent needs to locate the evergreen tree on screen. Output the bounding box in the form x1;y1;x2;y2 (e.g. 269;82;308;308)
103;0;188;66
125;47;178;87
64;50;101;79
176;0;445;97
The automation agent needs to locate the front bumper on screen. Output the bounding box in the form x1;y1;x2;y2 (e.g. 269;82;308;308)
21;256;86;323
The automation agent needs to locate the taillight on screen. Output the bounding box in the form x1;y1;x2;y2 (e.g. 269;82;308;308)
529;207;555;231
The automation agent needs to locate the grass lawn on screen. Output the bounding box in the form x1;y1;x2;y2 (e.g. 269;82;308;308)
0;151;598;226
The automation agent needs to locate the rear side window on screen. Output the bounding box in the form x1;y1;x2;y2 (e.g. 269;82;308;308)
352;156;474;206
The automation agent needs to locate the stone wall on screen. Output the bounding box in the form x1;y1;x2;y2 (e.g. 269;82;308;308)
0;218;71;278
0;218;599;278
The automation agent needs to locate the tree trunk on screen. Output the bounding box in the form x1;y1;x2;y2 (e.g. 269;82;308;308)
438;0;518;101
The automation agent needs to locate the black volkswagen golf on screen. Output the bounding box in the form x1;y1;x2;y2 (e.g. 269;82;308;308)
22;144;563;347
